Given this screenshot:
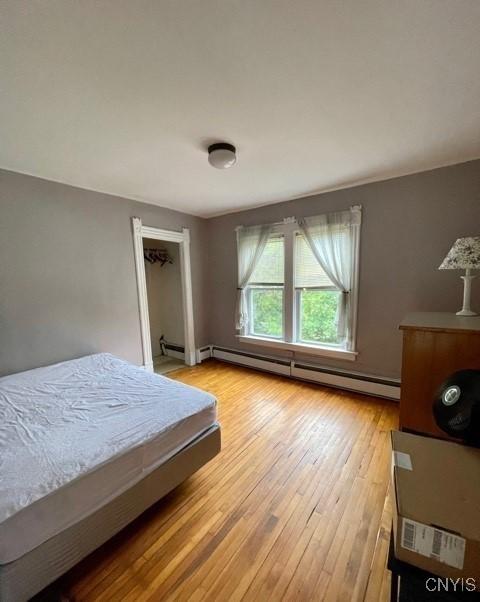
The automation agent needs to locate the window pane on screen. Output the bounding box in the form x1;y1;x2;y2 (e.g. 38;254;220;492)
298;290;341;344
250;236;284;284
295;234;333;288
251;288;283;338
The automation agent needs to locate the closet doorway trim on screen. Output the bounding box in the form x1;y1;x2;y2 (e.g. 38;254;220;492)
132;217;196;371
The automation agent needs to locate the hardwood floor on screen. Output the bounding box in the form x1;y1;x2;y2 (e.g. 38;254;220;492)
56;360;398;601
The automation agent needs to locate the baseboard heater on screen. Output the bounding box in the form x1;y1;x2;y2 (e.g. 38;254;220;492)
212;346;291;376
211;346;400;401
164;343;185;361
196;346;212;363
162;345;212;363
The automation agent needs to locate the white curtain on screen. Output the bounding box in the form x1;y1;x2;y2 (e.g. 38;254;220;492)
235;224;272;331
298;206;361;346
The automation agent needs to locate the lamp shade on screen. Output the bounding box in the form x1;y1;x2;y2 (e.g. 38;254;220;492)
439;237;480;270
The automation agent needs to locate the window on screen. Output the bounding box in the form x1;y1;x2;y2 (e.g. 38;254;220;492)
295;234;341;346
247;235;284;339
237;207;361;359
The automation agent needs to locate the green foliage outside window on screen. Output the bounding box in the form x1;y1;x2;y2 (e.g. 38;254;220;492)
299;290;340;344
250;288;341;344
251;289;283;337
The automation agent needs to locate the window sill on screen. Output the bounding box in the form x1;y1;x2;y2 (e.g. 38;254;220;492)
237;335;358;361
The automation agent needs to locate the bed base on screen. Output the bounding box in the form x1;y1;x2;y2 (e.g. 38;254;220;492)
0;424;221;602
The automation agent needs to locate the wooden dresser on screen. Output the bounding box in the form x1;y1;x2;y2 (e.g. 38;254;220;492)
399;312;480;440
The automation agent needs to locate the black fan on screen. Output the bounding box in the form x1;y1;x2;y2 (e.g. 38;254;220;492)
433;370;480;445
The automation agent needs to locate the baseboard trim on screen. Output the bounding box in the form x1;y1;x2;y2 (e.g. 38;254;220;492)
211;346;400;400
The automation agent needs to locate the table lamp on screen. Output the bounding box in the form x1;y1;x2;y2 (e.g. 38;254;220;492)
439;237;480;316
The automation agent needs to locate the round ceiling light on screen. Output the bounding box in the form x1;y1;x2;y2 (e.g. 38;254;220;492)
208;142;236;169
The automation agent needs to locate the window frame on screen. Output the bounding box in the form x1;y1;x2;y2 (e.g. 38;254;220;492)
238;215;360;362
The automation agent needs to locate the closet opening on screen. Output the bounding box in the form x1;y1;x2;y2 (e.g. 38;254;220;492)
131;218;196;373
143;238;185;374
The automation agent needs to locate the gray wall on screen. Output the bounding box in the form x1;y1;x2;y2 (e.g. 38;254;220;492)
207;160;480;379
143;239;184;356
1;160;479;379
0;169;209;376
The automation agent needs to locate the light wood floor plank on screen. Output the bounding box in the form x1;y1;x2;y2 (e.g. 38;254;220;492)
49;360;397;601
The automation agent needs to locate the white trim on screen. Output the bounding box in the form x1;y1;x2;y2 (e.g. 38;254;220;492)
284;222;295;343
140;225;185;243
132;218;154;373
179;228;196;365
131;217;196;369
237;335;358;361
212;346;399;400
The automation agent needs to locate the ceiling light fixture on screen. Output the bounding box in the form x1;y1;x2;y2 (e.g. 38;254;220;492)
208;142;236;169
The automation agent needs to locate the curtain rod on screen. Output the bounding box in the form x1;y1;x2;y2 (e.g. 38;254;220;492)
234;205;362;232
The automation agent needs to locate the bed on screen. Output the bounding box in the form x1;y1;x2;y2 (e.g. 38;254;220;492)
0;353;220;602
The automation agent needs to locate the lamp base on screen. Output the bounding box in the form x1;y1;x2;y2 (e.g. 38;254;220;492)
456;269;477;317
456;309;478;317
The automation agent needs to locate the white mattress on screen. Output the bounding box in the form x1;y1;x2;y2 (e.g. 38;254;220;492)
0;353;217;564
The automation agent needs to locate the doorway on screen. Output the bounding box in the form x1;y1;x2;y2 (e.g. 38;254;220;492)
143;238;185;374
131;218;196;372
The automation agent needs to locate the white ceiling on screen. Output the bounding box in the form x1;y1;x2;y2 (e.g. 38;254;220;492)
1;1;480;217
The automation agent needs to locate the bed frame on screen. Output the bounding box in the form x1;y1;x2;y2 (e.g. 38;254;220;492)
0;424;221;602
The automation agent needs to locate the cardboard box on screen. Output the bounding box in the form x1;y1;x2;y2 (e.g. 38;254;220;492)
391;430;480;582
